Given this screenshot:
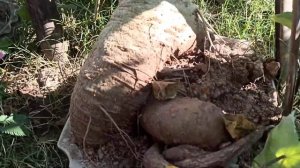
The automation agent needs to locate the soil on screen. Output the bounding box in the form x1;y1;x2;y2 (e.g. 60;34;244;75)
160;37;281;125
2;37;281;167
61;37;281;168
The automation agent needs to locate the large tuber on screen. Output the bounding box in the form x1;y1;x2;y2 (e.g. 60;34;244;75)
69;0;207;145
142;97;229;149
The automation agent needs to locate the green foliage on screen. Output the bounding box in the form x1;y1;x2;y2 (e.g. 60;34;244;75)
0;38;13;52
0;82;7;101
196;0;274;58
0;82;29;137
272;12;293;29
0;114;29;136
253;112;300;168
17;4;31;22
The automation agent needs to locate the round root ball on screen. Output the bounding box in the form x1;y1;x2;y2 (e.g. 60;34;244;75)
141;97;229;149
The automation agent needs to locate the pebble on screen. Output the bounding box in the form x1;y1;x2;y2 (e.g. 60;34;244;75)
87;149;93;155
98;149;104;159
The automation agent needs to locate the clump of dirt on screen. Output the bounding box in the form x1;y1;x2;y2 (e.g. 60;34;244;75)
158;37;281;125
1;56;79;135
65;37;281;168
79;136;150;168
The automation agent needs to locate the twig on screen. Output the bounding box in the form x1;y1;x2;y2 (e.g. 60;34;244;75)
83;116;92;156
196;10;215;50
107;60;154;82
98;104;139;159
182;69;193;97
94;0;104;21
202;55;211;78
82;116;97;167
196;9;221;39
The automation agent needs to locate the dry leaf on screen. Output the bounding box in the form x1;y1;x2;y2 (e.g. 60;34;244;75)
152;81;180;100
264;60;280;79
223;114;256;140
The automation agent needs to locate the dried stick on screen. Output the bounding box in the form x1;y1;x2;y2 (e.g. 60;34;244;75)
82;116;97;167
98;104;139;159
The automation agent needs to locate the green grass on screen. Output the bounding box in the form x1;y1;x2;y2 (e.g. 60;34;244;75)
196;0;275;58
0;134;67;168
0;0;275;167
0;1;117;167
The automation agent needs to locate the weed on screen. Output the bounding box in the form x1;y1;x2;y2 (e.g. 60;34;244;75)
0;134;68;168
196;0;275;58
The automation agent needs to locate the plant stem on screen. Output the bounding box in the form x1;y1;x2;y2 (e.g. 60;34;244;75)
282;0;300;116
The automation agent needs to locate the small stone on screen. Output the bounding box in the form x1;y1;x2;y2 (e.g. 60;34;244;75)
98;149;104;159
87;149;93;155
253;118;260;123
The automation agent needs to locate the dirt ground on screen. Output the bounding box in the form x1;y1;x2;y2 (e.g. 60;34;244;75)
70;37;281;167
2;37;281;168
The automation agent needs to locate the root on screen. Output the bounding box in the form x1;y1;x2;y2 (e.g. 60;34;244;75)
196;9;225;44
99;104;139;160
82;116;97;167
202;54;211;78
196;9;215;50
83;116;92;155
182;69;193;96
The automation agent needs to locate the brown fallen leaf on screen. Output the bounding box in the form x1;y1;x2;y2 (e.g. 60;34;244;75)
264;60;280;79
165;166;178;168
152;81;180;100
223;114;256;140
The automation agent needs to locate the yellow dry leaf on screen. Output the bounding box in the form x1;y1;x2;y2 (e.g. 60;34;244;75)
152;81;180;100
223;114;256;140
165;165;178;168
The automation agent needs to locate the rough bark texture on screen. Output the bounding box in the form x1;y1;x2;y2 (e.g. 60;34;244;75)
147;127;270;168
69;0;207;145
163;127;270;168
